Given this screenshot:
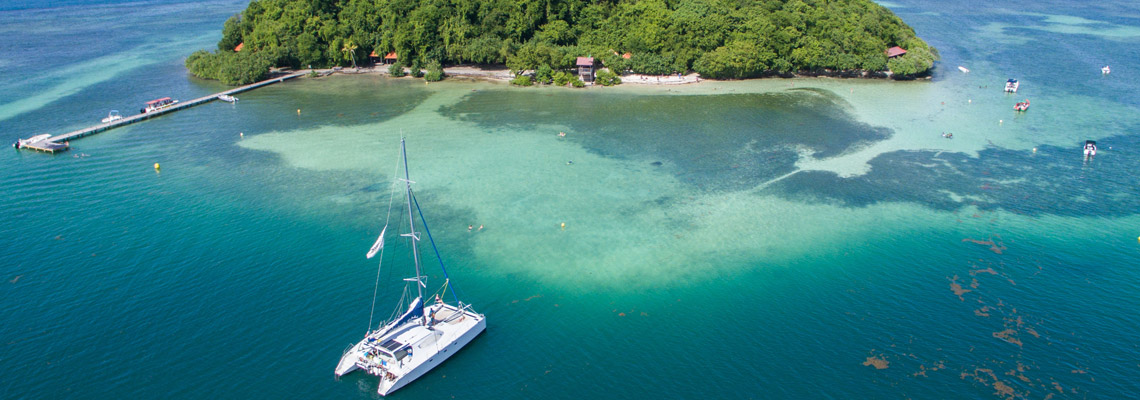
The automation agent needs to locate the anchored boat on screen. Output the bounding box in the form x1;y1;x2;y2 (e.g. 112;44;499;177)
218;94;238;103
334;139;486;396
1004;79;1019;93
1084;140;1097;158
1014;99;1030;111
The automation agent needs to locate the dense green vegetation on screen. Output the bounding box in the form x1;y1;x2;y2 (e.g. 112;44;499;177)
186;49;275;85
189;0;937;84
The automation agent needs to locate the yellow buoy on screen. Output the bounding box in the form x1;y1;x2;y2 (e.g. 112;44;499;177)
154;163;160;170
560;222;565;230
297;109;301;115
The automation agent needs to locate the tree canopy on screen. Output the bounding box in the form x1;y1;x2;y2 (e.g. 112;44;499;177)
189;0;937;84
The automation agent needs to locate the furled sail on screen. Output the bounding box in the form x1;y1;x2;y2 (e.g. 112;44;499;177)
366;225;386;259
392;296;424;327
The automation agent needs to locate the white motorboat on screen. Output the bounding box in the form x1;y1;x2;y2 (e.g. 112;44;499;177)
218;94;238;103
101;110;122;123
1083;140;1097;158
958;66;970;73
1004;79;1019;93
335;139;486;396
1102;66;1111;74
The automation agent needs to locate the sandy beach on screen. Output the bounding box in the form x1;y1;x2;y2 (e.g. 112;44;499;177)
304;64;702;86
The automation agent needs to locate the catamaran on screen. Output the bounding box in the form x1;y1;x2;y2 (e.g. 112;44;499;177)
335;139;486;396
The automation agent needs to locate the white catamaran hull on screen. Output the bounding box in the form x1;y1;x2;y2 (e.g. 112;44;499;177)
335;341;366;377
336;303;486;396
379;315;485;395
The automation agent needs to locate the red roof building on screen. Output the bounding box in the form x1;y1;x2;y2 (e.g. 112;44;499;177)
576;57;596;83
885;46;907;58
622;52;632;59
234;42;244;52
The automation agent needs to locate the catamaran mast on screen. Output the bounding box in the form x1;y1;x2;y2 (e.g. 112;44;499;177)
400;139;426;314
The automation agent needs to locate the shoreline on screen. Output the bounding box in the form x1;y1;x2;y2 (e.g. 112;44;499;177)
288;64;923;87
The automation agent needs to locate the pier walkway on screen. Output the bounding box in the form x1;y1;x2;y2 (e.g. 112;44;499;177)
15;72;306;153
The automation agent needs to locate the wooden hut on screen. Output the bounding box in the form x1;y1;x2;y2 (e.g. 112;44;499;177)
885;46;907;58
384;52;398;65
576;56;596;82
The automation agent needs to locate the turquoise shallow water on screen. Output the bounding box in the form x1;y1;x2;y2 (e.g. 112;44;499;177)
3;0;1140;398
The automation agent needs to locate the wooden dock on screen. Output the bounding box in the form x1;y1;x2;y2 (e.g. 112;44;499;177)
14;71;306;153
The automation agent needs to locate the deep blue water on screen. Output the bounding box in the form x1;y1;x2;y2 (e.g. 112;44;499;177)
3;0;1140;399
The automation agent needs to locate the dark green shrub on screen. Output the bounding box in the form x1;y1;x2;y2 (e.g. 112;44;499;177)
424;60;444;81
388;62;405;77
535;65;553;84
552;71;572;86
410;60;424;78
595;69;621;86
510;75;533;86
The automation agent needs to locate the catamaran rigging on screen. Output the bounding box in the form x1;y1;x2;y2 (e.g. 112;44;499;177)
335;138;486;396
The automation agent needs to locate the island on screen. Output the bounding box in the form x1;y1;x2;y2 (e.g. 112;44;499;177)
187;0;938;85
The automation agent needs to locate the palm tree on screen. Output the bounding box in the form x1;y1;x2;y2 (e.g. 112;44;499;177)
342;40;358;68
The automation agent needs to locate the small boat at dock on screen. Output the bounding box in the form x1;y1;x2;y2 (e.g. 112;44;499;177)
218;94;238;103
1014;99;1030;111
140;97;177;114
958;66;970;73
1004;79;1019;93
101;110;122;123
